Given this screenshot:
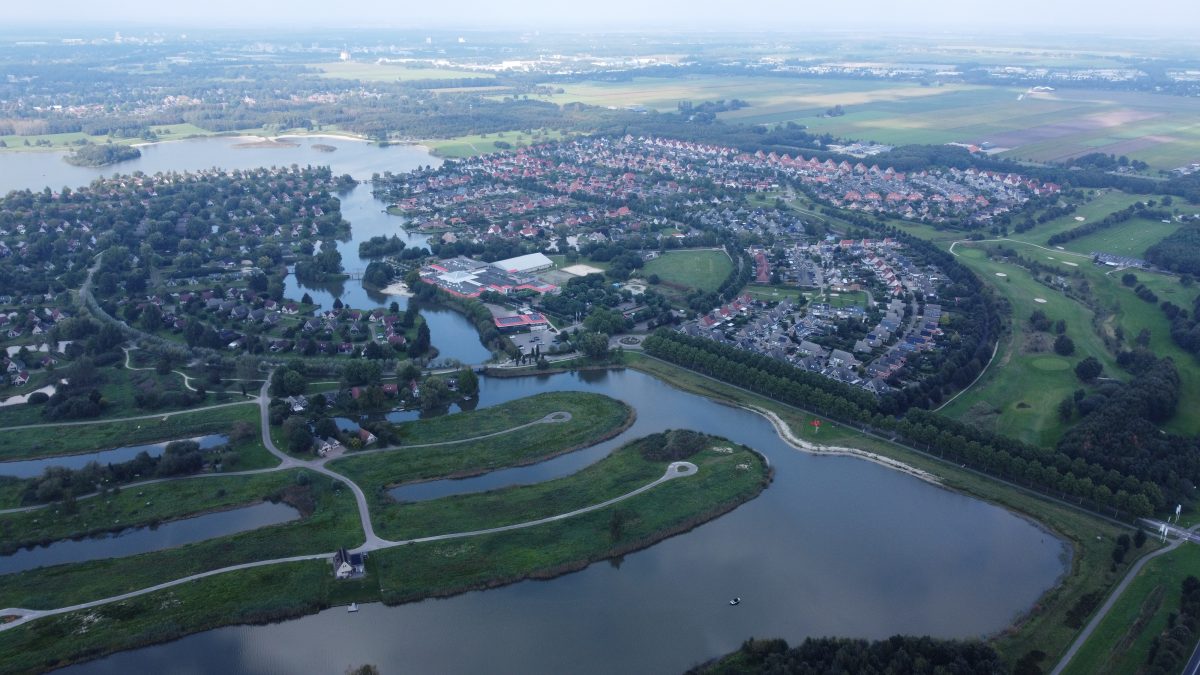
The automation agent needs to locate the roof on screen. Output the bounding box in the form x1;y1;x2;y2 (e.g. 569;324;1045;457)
494;313;550;328
491;252;553;273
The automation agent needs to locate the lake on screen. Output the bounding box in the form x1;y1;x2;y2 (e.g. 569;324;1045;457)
61;369;1069;675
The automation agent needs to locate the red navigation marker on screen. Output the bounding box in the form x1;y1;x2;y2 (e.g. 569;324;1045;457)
810;419;821;433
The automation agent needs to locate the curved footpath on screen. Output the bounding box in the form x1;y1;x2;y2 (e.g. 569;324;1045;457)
0;461;697;631
0;412;570;516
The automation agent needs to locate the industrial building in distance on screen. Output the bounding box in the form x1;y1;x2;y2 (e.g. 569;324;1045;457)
418;254;559;298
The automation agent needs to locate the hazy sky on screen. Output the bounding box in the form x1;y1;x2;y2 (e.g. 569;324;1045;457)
8;0;1200;34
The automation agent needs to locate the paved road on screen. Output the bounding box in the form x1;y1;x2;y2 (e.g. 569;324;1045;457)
0;461;697;631
1051;521;1200;675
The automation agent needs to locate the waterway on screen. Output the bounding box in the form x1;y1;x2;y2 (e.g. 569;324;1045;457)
0;135;492;364
63;369;1069;675
0;435;229;480
0;501;299;575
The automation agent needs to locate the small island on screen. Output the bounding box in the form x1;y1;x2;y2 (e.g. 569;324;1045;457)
63;144;141;167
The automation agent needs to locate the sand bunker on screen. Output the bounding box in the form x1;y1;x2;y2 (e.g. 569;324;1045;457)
995;272;1008;277
1034;298;1048;303
1063;261;1079;267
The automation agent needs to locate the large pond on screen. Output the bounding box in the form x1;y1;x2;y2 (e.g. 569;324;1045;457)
0;136;492;364
0;434;229;479
62;369;1069;675
0;501;299;575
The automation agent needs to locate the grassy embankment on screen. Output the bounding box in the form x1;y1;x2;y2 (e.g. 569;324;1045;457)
0;471;304;555
0;403;261;462
1063;544;1200;675
371;433;769;603
0;431;768;675
332;393;633;521
620;352;1145;669
374;428;741;540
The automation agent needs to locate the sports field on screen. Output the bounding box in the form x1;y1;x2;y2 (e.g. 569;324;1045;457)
644;249;733;292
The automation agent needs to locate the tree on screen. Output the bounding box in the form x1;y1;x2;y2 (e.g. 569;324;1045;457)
574;331;611;360
281;416;313;454
1054;335;1076;356
1075;356;1103;382
457;367;479;398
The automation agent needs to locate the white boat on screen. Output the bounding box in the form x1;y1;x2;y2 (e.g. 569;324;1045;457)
347;603;359;613
729;597;741;606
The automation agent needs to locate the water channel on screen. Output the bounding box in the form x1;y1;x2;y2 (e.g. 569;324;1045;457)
0;501;299;575
0;434;229;480
0;140;1069;674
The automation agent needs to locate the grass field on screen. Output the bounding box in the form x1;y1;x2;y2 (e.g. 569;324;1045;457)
1063;544;1200;675
0;123;221;152
934;246;1119;446
422;128;572;158
643;249;733;293
308;61;496;82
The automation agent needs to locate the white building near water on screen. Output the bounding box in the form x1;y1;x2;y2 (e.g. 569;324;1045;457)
491;252;554;275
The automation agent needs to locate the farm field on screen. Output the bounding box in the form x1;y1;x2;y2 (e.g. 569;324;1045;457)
558;75;1200;171
643;249;732;293
537;75;980;113
307;62;496;82
940;245;1119;446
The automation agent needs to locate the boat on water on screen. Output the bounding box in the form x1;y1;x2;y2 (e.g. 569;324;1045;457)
348;603;359;613
729;597;740;606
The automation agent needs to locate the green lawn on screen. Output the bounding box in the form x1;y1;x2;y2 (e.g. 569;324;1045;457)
1063;544;1200;675
644;249;733;293
1062;218;1180;259
1008;190;1152;247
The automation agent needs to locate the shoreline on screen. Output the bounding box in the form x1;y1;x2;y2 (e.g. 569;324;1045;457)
747;405;942;485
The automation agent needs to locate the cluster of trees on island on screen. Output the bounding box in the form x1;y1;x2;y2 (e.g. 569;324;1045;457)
62;143;142;167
